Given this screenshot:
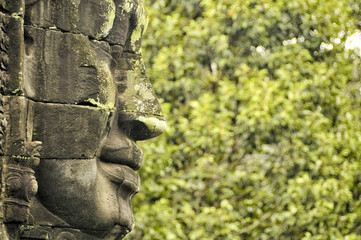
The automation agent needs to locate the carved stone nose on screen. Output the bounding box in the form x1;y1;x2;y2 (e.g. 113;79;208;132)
112;51;166;141
117;111;166;141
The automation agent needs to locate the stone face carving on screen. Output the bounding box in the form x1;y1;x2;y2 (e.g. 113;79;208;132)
0;0;165;239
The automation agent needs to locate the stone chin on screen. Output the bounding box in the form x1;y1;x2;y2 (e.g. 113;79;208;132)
31;158;138;239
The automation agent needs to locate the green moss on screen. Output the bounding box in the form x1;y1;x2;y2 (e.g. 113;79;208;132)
94;60;116;107
11;86;23;96
136;115;167;133
129;2;149;53
130;24;142;51
19;225;49;239
120;0;134;14
11;12;23;18
84;97;115;114
19;225;36;232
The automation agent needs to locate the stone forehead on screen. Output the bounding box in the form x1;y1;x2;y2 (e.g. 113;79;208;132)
24;0;148;46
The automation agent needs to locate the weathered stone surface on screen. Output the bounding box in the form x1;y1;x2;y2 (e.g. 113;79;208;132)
0;223;9;240
2;141;41;223
24;0;148;53
25;0;118;41
1;0;166;239
24;26;116;106
0;0;24;14
0;13;25;94
32;159;134;237
111;52;166;139
2;96;28;156
122;0;148;54
3;163;37;222
113;52;163;115
30;101;110;159
35;159;114;229
1;97;41;225
104;3;130;45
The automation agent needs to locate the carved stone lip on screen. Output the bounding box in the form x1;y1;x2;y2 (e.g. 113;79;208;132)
98;161;140;193
99;142;143;170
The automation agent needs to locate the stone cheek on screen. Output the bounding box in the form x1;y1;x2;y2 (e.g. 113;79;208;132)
24;26;116;107
30;101;111;159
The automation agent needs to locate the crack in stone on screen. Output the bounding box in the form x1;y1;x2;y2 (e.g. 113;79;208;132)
24;23;121;48
23;24;142;59
3;95;164;118
9;95;115;110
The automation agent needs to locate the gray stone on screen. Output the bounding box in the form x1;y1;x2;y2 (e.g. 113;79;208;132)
0;13;25;94
24;26;116;106
0;0;166;239
34;159;135;237
25;0;119;41
2;96;28;156
30;101;110;159
0;0;24;14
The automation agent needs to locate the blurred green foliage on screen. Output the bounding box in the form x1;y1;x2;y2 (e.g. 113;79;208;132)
125;0;361;239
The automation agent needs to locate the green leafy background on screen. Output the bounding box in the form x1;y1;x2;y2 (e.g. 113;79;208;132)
125;0;361;239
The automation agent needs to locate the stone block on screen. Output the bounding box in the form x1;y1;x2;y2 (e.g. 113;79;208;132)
25;0;123;41
30;101;111;159
104;3;131;45
24;26;116;106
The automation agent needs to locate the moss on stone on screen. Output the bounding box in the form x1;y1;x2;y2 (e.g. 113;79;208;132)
120;0;135;14
69;0;80;30
84;97;115;114
136;115;167;133
11;86;23;95
95;0;116;40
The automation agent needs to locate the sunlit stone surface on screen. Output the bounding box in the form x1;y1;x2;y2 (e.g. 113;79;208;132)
0;0;165;239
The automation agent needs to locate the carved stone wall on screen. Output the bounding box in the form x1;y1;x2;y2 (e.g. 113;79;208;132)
0;0;166;239
0;0;43;239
